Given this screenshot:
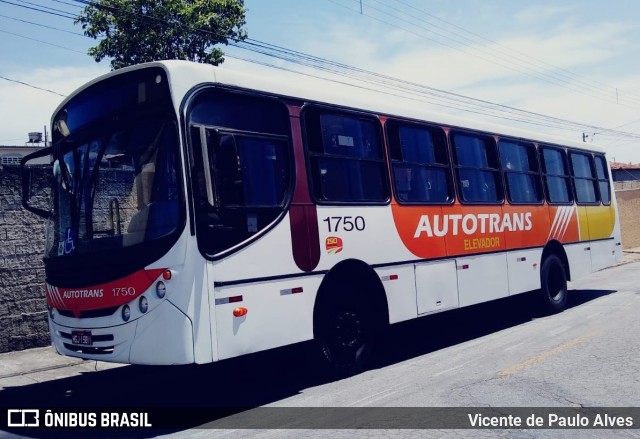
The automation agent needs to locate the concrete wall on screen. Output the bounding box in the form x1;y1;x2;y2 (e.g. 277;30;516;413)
0;165;49;353
614;181;640;191
616;189;640;249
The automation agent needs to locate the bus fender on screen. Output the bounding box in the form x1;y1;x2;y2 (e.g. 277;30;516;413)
541;240;571;281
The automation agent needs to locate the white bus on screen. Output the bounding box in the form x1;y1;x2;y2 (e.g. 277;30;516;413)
22;60;622;373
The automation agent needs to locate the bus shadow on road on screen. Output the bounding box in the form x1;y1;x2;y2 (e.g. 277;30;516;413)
0;288;616;438
370;288;617;370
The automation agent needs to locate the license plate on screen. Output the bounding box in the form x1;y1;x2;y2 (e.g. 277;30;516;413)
71;331;92;346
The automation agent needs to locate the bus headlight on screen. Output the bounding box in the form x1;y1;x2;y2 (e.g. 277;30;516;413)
139;296;149;313
156;281;166;299
122;305;131;322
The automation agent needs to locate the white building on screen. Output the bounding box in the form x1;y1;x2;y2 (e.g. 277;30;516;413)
0;145;50;166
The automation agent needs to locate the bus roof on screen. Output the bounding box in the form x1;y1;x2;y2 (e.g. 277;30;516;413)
56;60;606;154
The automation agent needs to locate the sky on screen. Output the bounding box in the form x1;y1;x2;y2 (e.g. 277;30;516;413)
1;0;640;163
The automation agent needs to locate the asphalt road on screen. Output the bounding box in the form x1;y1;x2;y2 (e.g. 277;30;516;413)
1;257;639;438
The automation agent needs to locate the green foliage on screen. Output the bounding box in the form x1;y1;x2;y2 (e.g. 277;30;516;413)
75;0;247;70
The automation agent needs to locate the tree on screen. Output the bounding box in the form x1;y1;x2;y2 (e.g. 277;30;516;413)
75;0;247;70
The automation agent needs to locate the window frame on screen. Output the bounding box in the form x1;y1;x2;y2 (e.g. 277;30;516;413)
185;86;295;260
450;130;504;205
539;145;574;205
206;127;292;208
569;150;600;206
301;104;390;205
594;154;611;206
386;119;454;205
498;138;544;205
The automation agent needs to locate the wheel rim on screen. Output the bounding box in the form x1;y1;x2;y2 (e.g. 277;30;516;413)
323;306;369;368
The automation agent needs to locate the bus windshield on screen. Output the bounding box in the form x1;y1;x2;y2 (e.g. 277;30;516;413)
47;117;180;258
42;66;182;285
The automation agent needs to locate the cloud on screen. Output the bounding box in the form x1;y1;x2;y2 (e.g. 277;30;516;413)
514;5;577;25
283;8;640;161
0;65;108;144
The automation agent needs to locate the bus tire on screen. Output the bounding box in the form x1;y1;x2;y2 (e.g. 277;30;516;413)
539;254;568;314
316;292;376;377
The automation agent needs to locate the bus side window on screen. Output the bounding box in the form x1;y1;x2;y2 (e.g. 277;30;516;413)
193;129;290;254
187;89;292;257
216;134;243;206
304;108;388;204
569;151;598;205
236;137;288;207
540;147;573;204
451;132;503;204
498;139;543;204
594;155;611;205
388;122;452;204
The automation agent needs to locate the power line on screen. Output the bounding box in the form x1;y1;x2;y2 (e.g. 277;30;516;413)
0;29;87;54
389;0;626;96
0;74;67;97
69;0;640;139
331;0;640;108
8;0;640;141
0;13;86;36
51;0;84;9
225;52;627;136
230;39;640;138
0;0;77;19
384;0;640;104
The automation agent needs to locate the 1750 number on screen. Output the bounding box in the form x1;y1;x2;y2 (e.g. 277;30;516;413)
323;216;366;232
112;287;136;297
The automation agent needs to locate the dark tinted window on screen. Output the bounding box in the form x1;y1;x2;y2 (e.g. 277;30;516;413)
540;147;572;204
499;140;542;204
189;89;289;135
53;67;172;143
305;109;388;203
570;152;598;204
388;123;451;203
188;90;292;257
594;155;611;205
319;114;382;158
216;135;288;208
451;132;502;203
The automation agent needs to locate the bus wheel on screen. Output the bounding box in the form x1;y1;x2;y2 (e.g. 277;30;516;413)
317;296;375;376
540;254;568;314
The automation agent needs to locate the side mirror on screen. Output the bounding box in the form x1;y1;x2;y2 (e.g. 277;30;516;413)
21;147;53;219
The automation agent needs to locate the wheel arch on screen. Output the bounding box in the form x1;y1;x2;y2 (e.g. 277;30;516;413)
541;240;571;281
313;259;389;337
